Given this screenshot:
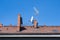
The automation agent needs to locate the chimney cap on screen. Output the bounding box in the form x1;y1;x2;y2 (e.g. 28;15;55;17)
18;13;21;17
34;20;37;21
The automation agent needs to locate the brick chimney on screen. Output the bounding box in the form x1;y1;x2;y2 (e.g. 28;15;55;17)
33;20;38;28
17;14;21;31
0;23;3;28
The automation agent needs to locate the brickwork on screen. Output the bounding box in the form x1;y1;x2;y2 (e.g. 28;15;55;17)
33;20;38;28
17;14;21;32
0;23;3;28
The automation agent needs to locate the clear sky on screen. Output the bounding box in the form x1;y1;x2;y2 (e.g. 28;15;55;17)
0;0;60;26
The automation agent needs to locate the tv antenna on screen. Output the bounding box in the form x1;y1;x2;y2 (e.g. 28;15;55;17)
33;6;39;16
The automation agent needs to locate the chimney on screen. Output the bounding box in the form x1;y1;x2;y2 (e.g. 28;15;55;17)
17;14;21;31
0;23;3;28
33;20;38;28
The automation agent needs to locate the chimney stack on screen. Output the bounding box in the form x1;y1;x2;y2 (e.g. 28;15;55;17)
0;23;3;28
17;14;21;31
33;20;38;28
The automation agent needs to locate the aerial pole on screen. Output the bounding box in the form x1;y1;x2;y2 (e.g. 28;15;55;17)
33;6;39;28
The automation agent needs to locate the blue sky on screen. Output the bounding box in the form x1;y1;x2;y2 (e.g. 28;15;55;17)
0;0;60;26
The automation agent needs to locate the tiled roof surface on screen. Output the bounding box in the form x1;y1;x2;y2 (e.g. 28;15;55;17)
0;26;60;33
